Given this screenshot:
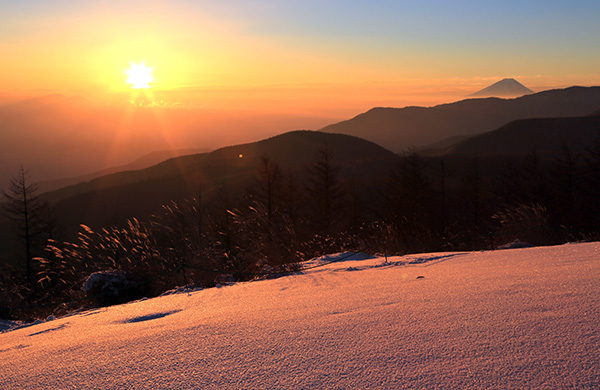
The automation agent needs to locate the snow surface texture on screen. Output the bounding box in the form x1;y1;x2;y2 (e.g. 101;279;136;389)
1;243;599;389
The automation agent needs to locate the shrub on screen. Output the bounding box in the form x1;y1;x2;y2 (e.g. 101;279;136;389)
82;270;151;307
492;203;557;246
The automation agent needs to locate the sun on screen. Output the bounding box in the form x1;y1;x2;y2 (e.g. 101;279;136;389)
125;61;153;89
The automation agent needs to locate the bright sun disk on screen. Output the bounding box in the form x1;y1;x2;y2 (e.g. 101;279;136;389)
125;62;153;89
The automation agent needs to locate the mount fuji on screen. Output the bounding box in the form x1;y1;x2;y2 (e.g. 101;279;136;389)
468;78;534;98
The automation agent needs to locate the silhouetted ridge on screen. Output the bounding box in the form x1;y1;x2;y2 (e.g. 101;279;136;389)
37;148;209;193
43;130;397;237
445;115;600;158
320;86;600;152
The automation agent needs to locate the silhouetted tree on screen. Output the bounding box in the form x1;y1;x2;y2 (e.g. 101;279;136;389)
495;160;523;206
209;186;236;266
388;148;433;223
2;167;46;284
551;142;582;229
281;169;302;227
461;158;484;228
454;157;497;249
252;155;283;224
521;149;548;206
434;157;448;233
236;156;302;269
306;145;344;238
384;148;436;252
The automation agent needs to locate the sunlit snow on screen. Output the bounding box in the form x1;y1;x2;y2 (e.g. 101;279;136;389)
1;243;599;388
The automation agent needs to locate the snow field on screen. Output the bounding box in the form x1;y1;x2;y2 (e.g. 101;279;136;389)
1;243;599;389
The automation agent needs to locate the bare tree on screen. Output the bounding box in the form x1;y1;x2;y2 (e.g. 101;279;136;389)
460;158;484;229
306;145;344;237
387;147;432;225
253;155;283;224
2;167;45;284
552;141;582;229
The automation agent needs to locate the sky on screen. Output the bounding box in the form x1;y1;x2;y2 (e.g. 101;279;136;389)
1;0;600;116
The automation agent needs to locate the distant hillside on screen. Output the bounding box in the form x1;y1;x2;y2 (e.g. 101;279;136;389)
468;78;534;98
445;115;600;159
320;86;600;152
37;148;209;194
418;135;471;156
44;131;398;236
0;94;339;189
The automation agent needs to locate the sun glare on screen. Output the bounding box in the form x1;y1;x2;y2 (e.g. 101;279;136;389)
125;62;153;89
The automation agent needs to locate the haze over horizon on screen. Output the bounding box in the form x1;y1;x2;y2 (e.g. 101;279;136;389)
1;1;599;118
2;0;600;187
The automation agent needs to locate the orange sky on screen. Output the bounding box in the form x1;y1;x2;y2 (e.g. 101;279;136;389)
1;1;600;187
2;1;599;118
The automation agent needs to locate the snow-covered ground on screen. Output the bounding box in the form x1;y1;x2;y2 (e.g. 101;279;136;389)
1;243;599;389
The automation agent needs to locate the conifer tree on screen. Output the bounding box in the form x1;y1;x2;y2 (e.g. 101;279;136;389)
254;155;283;224
552;142;581;228
306;145;344;237
1;167;45;284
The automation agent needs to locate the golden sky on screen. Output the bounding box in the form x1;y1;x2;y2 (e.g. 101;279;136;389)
2;1;600;116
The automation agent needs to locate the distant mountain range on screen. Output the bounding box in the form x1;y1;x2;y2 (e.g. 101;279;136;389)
4;84;599;190
3;82;600;240
30;84;600;235
320;86;600;152
42;131;397;236
41;108;600;239
0;94;337;189
468;78;534;98
2;96;600;261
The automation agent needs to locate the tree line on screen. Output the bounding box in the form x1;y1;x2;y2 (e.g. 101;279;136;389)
2;141;600;319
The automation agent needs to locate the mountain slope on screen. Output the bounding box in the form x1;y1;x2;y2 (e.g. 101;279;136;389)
468;78;534;98
445;115;600;159
0;94;339;188
320;86;600;152
44;131;397;235
2;243;599;388
37;148;209;194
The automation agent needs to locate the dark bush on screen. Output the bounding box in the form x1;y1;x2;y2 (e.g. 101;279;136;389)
82;270;151;307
